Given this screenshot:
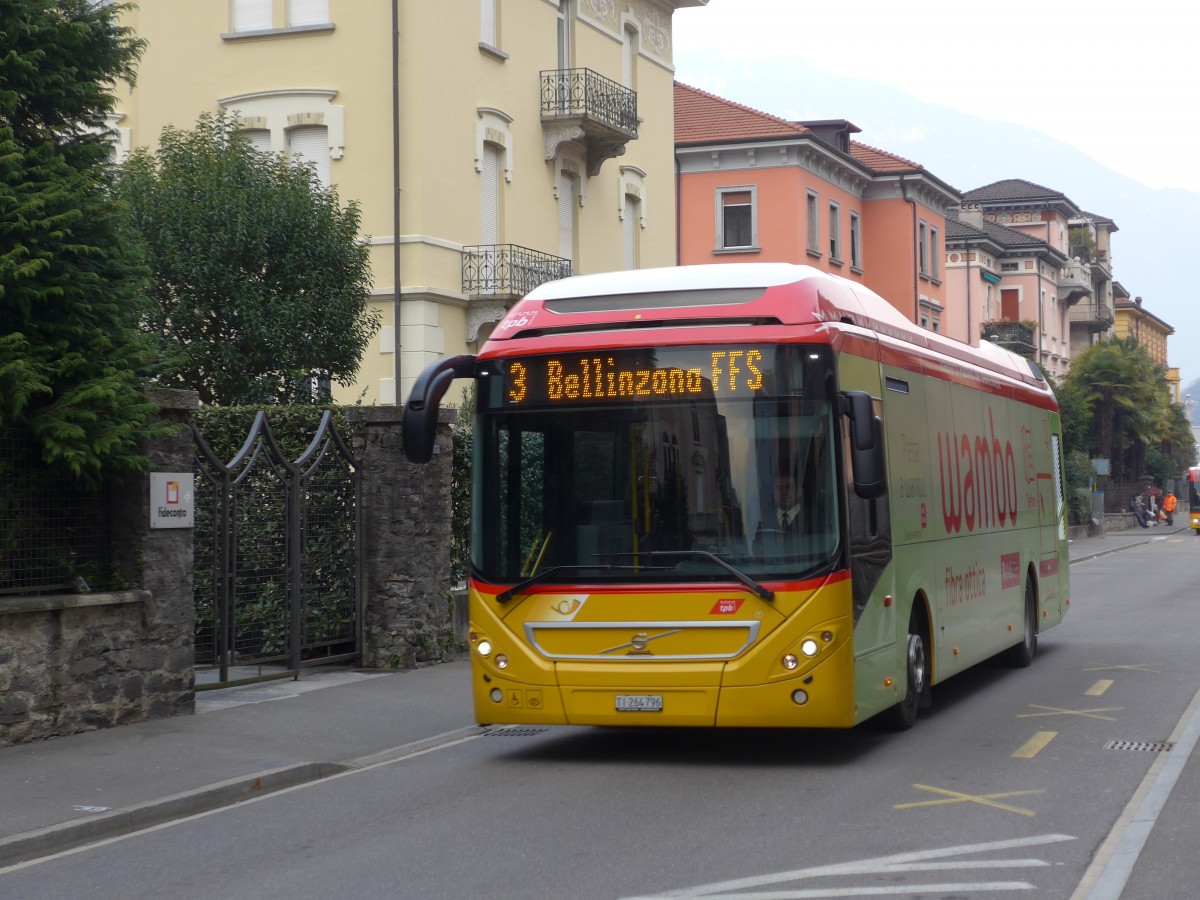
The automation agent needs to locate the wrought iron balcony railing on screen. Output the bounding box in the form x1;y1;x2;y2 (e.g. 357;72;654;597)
541;68;638;136
462;244;573;298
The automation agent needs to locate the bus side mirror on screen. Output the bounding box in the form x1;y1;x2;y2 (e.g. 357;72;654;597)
402;354;476;463
842;390;887;500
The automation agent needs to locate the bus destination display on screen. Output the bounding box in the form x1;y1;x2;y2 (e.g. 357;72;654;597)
503;348;771;407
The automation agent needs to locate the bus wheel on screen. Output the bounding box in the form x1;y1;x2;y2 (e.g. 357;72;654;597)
884;616;927;731
1003;576;1038;668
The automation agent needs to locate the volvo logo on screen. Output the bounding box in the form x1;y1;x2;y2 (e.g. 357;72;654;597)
599;629;682;656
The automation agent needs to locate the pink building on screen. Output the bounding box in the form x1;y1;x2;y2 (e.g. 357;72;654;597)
948;180;1118;379
674;83;963;339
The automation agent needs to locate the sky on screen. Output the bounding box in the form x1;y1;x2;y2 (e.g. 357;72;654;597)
673;0;1200;193
671;0;1200;401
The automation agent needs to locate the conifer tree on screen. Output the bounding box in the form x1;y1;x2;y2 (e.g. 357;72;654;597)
0;1;158;485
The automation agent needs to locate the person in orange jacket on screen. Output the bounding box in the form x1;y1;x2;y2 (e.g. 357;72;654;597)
1163;490;1177;526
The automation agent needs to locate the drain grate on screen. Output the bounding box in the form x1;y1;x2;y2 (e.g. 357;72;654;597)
486;727;549;737
1104;740;1174;752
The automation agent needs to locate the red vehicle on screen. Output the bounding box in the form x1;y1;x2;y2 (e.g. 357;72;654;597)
1189;467;1200;533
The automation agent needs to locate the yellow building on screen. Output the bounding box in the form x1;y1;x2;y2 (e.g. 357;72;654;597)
113;1;706;404
1114;292;1181;402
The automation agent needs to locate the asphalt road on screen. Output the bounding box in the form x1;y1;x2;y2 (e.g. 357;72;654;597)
2;531;1197;899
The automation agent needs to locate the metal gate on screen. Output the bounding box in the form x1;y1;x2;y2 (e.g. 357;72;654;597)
192;411;362;689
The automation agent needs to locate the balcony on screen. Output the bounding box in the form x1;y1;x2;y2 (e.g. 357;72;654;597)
980;320;1035;358
1069;299;1115;333
462;244;572;300
541;68;637;176
1057;260;1092;305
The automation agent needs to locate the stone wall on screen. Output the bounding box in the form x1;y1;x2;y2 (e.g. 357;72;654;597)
0;396;460;747
0;389;197;748
348;405;460;668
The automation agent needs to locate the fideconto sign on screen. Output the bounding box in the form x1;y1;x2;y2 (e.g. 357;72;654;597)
150;472;194;529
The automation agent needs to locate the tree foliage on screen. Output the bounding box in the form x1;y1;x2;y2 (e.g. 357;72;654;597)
1065;337;1196;502
0;0;160;485
117;112;380;405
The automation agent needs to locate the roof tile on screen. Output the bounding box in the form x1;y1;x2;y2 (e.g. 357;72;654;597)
674;82;808;144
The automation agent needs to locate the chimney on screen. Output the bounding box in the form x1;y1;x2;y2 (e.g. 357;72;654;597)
959;202;984;229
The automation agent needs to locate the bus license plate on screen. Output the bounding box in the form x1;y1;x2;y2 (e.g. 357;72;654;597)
615;694;663;712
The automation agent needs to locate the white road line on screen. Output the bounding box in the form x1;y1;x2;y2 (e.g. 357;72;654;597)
1072;680;1200;900
623;833;1074;899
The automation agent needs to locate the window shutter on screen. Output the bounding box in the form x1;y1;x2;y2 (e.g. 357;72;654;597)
623;195;638;270
288;0;328;27
481;144;500;245
480;0;497;45
558;171;576;263
233;0;271;32
289;126;330;187
245;129;272;154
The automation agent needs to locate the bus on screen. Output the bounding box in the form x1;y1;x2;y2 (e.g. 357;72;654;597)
1189;467;1200;533
403;264;1069;730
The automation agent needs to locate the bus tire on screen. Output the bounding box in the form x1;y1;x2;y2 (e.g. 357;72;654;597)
884;613;927;731
1002;576;1038;668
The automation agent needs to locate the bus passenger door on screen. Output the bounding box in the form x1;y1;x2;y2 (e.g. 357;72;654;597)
837;347;894;657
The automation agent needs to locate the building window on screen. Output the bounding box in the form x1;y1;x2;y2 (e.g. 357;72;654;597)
289;0;329;27
557;165;579;264
919;297;942;333
1001;261;1019;272
288;125;330;187
806;191;819;255
622;23;639;90
918;220;928;276
222;90;345;181
930;225;941;280
849;212;862;270
481;143;502;245
620;165;647;270
244;128;271;154
557;0;573;70
623;193;641;270
828;202;841;262
715;186;756;251
232;0;271;32
481;0;498;47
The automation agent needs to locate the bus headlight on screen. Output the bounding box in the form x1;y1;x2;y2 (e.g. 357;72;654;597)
490;688;503;703
801;639;820;657
477;640;493;658
782;653;799;670
791;689;809;705
495;654;509;670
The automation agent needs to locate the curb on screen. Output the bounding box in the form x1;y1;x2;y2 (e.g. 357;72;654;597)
0;762;343;868
0;725;485;869
1070;526;1189;564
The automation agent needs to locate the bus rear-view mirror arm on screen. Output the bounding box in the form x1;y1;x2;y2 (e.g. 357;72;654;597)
841;390;887;500
402;354;476;463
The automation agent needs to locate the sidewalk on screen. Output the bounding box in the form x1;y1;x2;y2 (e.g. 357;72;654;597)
0;660;479;866
0;525;1190;867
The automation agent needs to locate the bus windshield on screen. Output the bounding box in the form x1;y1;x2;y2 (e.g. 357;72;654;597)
472;344;841;585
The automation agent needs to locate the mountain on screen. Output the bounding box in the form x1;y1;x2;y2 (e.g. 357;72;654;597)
673;59;1199;393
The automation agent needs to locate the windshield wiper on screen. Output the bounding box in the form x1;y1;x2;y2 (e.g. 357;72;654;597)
496;564;667;603
608;551;774;601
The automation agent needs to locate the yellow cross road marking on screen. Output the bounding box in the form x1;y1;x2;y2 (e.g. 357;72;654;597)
1083;664;1158;673
1085;679;1115;696
1018;704;1122;722
1013;731;1057;758
895;784;1043;817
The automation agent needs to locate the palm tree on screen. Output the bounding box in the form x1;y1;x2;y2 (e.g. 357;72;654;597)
1067;340;1143;480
